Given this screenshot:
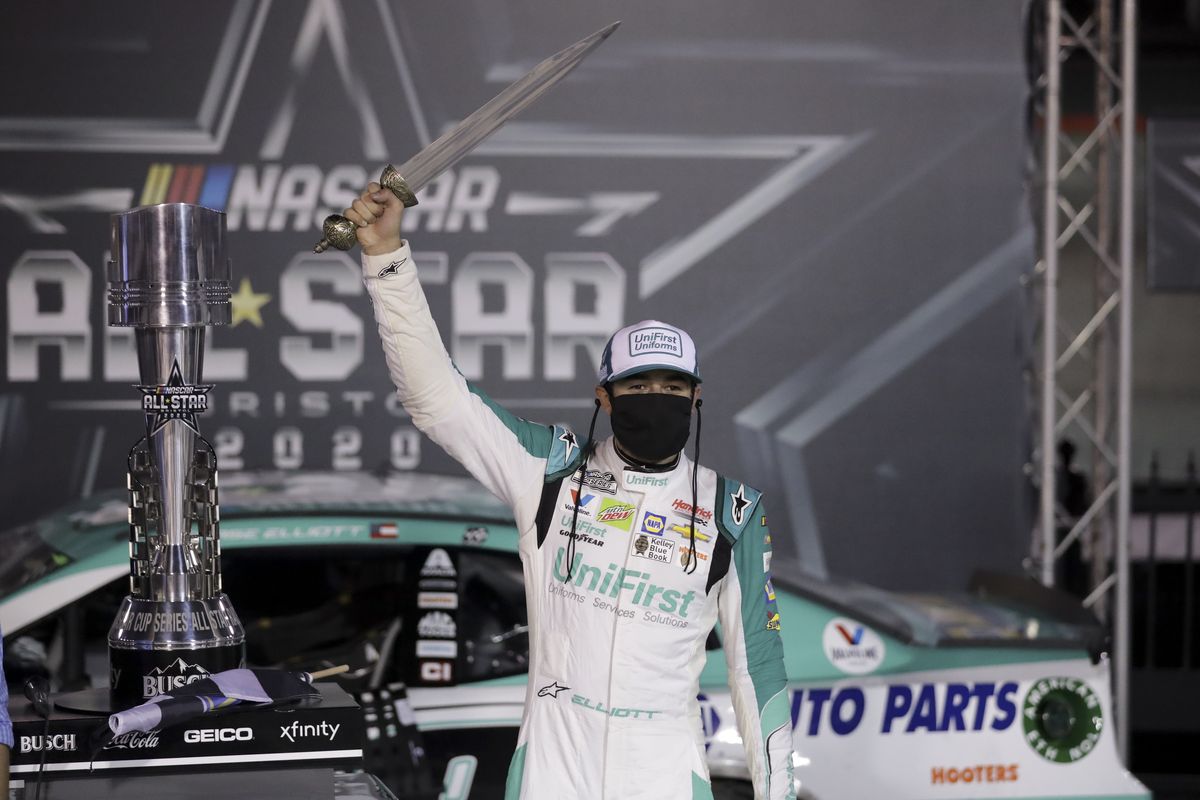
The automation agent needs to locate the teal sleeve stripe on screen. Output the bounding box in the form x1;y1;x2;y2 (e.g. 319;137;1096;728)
467;382;555;459
731;499;788;714
691;771;715;800
759;689;792;779
504;743;527;800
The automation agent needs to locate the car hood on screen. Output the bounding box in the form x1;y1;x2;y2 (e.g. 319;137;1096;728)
0;471;514;635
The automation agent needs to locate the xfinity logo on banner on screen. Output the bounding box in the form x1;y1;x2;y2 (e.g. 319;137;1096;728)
185;727;254;744
20;734;77;753
280;720;341;743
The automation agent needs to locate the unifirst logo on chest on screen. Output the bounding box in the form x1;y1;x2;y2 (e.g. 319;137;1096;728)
623;470;669;490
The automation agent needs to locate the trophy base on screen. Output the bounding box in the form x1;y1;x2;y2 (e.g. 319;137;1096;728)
109;643;245;706
108;594;246;705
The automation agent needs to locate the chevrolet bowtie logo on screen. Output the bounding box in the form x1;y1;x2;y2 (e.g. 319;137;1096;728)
378;257;407;278
537;681;570;699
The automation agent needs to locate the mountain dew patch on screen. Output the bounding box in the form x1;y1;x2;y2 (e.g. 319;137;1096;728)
596;499;636;531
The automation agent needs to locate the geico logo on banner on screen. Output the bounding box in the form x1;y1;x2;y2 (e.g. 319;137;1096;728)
184;727;254;744
20;734;77;753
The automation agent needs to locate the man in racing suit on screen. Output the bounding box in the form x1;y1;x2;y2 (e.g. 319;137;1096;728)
348;182;794;800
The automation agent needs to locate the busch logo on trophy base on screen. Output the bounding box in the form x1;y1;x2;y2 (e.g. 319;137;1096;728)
106;203;245;703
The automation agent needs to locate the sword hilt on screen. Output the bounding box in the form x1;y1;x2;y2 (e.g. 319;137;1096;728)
312;164;419;253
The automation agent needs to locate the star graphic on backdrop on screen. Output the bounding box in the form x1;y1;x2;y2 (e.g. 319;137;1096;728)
138;360;212;435
230;277;271;328
730;484;751;526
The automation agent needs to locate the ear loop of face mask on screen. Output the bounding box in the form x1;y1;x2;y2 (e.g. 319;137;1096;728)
686;396;702;574
564;397;603;583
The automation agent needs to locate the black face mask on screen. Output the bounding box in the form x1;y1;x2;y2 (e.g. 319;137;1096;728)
609;392;693;462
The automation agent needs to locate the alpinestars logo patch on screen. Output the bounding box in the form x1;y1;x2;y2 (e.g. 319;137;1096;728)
537;681;570;699
558;429;579;461
730;484;751;526
378;256;407;278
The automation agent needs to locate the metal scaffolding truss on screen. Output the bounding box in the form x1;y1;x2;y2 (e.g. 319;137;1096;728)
1027;0;1136;759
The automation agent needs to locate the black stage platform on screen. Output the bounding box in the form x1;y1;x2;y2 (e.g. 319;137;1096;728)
5;683;390;799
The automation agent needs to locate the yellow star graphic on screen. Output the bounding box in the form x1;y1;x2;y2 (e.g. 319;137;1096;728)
230;277;271;328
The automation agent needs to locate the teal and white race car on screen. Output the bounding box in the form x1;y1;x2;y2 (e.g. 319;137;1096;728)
0;471;1150;799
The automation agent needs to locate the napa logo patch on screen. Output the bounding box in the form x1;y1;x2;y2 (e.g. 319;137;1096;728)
640;513;666;536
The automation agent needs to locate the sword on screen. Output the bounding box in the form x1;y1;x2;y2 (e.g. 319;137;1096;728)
313;21;620;253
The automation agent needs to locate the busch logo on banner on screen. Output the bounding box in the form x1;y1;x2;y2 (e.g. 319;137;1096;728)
20;734;77;754
143;657;211;697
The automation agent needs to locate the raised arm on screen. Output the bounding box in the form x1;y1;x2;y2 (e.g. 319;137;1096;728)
348;183;579;521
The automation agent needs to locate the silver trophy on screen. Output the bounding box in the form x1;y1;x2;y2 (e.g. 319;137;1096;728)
106;203;245;703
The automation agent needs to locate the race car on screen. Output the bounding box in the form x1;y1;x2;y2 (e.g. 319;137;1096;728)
0;471;1150;799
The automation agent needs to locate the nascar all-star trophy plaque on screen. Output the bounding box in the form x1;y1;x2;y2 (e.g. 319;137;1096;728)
106;203;245;704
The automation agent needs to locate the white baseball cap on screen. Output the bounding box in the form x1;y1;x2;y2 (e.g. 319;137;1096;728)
597;320;701;385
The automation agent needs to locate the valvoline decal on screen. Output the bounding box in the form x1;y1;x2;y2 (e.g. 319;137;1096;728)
786;681;1020;737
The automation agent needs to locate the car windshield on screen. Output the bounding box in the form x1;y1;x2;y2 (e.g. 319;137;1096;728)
219;544;528;684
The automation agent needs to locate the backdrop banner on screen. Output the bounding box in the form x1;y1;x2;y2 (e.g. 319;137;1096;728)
0;0;1031;590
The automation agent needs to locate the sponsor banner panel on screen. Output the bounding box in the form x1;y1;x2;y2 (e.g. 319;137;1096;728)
702;658;1146;798
8;686;362;775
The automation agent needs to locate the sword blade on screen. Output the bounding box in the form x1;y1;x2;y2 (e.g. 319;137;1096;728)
394;21;619;192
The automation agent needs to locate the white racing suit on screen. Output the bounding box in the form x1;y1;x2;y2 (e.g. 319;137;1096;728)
362;243;795;800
